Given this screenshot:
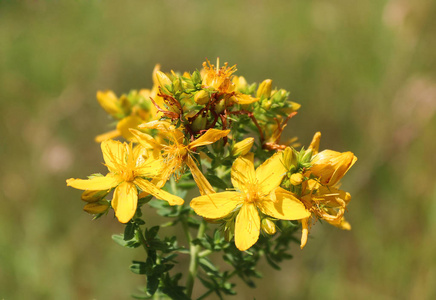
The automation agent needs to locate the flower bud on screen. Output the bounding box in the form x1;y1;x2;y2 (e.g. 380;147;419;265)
301;148;313;164
283;147;298;171
232;75;248;90
194;90;210;105
96;90;122;117
271;89;288;101
257;79;272;98
214;97;226;114
81;190;109;203
232;138;254;156
290;173;304;186
261;218;276;235
156;71;172;91
310;150;357;186
261;100;272;110
83;202;109;214
191;113;208;132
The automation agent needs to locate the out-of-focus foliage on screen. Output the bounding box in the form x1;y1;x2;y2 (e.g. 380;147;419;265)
0;0;435;299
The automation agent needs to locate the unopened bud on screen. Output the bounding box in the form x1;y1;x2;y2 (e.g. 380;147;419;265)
261;218;276;235
257;79;272;98
262;100;272;110
232;138;254;156
191;113;208;132
232;76;248;90
81;190;109;203
119;95;132;115
271;89;288;101
283;147;298;171
290;173;304;186
83;202;109;214
96;90;122;117
301;148;313;164
156;71;172;91
214;98;226;114
194;90;210;105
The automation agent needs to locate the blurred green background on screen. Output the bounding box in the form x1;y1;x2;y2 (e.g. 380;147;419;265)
1;0;435;299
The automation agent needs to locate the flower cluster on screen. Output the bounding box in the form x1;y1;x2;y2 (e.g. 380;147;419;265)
67;59;357;252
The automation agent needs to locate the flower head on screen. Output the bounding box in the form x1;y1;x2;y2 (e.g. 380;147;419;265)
190;152;310;251
131;121;229;193
67;140;183;223
201;59;259;105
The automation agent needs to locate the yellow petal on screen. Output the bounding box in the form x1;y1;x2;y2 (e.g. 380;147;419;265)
231;138;254;156
258;187;310;220
96;90;121;117
112;182;138;223
135;149;163;179
231;93;259;105
152;64;161;86
116;115;144;141
134;177;184;206
101;140;125;172
231;153;255;192
255;151;287;195
95;129;120;143
308;132;321;155
66;174;120;191
188;129;230;149
256;79;272;98
190;192;243;219
300;218;309;249
130;128;162;150
235;203;260;251
186;155;215;195
311;150;357;186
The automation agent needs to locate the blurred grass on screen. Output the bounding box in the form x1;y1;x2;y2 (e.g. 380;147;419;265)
1;0;435;299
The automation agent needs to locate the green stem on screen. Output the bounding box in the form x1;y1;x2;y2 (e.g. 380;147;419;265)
185;219;206;298
136;224;149;255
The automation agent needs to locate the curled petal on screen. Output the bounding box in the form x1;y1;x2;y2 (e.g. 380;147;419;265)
186;155;215;195
95;129;120;143
308;132;321;155
189;129;230;149
235;203;260;251
130;129;162;150
134;177;183;206
231;93;259;105
300;218;309;249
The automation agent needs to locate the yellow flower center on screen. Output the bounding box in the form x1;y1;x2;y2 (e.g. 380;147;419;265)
120;167;136;182
244;182;260;203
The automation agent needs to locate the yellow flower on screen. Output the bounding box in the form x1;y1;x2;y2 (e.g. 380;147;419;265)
66;140;183;223
202;59;259;105
130;121;229;194
310;150;357;186
299;177;353;248
190;152;310;251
